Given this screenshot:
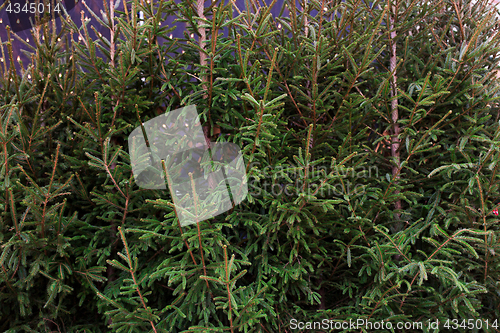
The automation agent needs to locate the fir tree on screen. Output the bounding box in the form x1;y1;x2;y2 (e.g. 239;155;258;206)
2;0;500;331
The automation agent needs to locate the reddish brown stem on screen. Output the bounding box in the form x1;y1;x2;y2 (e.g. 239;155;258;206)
389;1;402;232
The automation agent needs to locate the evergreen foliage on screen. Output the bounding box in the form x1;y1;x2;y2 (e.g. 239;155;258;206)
2;0;500;331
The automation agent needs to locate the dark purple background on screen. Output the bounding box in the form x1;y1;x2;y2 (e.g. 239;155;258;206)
0;0;323;75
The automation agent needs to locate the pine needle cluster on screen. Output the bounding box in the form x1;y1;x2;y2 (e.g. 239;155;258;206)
2;0;500;331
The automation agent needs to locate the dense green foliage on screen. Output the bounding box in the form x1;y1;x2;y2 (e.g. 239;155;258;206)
2;0;500;331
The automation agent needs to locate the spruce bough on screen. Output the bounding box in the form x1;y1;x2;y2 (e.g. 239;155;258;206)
1;0;500;331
